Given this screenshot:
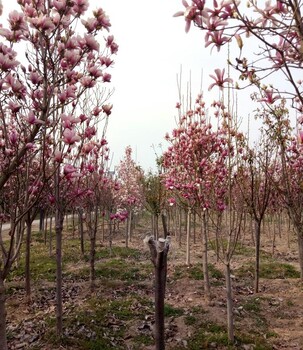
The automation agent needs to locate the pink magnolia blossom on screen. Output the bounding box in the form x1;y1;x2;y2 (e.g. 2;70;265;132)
54;150;63;163
29;14;55;32
205;30;229;51
173;0;203;33
79;114;89;123
61;113;80;128
84;34;99;51
8;101;21;113
9;130;18;145
82;142;94;154
92;106;102;116
100;138;107;146
80;76;96;88
25;111;44;125
102;73;111;83
62;128;81;145
0;52;19;71
208;68;232;90
5;74;25;96
72;0;89;16
94;8;111;31
84;126;96;139
259;89;280;104
168;197;176;206
88;65;102;78
81;17;97;33
53;0;67;12
63;164;77;177
100;56;113;67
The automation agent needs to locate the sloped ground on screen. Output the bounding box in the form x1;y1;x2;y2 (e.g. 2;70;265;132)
5;222;303;350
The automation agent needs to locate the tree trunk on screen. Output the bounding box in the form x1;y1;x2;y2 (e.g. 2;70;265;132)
128;210;132;243
193;212;196;244
0;276;8;350
178;208;182;247
44;210;48;245
90;236;96;292
78;208;85;256
161;211;169;238
146;237;170;350
25;214;32;302
125;217;129;248
49;213;53;256
55;209;64;336
225;262;234;343
202;211;210;299
72;210;76;239
297;231;303;279
39;208;45;232
254;220;262;293
109;219;113;256
186;208;191;266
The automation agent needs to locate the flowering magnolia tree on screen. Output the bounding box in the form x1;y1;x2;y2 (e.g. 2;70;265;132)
114;146;144;247
162;92;247;340
0;0;118;347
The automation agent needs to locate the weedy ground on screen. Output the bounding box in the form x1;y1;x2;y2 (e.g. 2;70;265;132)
5;219;303;350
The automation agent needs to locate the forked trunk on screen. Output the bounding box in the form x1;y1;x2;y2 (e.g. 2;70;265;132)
0;276;7;350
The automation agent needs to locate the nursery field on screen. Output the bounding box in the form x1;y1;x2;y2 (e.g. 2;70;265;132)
5;219;303;350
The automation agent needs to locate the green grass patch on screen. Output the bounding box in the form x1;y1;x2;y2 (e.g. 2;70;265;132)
164;304;184;317
175;320;272;350
173;263;224;282
185;315;197;326
133;334;154;347
243;297;261;313
95;246;142;260
236;261;300;279
9;246;56;282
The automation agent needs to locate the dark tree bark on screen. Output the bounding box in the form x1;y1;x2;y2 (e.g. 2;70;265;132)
161;211;169;238
55;208;64;336
78;208;85;256
0;276;7;350
145;236;170;350
254;220;262;293
25;213;32;302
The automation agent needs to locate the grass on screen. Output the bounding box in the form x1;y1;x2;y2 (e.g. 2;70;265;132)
173;263;224;282
243;297;262;313
236;261;300;279
164;304;184;317
175;319;272;350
